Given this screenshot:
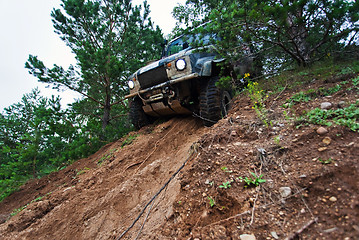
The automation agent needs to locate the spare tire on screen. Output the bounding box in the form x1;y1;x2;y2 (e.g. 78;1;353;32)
199;76;232;127
129;97;150;130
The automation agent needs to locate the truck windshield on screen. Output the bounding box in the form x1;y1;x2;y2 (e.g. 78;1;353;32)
164;33;216;57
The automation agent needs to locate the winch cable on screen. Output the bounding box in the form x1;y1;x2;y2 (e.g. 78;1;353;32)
116;144;200;240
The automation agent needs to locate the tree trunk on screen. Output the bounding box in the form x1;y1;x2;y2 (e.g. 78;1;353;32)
287;10;310;66
101;83;112;136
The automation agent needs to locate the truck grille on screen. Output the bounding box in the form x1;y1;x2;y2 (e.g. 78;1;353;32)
138;66;168;89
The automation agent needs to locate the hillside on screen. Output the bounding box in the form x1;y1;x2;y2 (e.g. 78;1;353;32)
0;68;358;239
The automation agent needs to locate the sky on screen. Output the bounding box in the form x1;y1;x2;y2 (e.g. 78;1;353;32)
0;0;186;111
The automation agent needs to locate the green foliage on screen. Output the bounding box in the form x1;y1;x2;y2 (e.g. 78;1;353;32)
10;192;52;217
207;196;216;207
220;166;232;173
121;134;138;148
219;180;233;189
238;172;266;188
299;102;359;131
246;80;270;127
0;89;105;202
97;149;116;166
173;0;359;72
25;0;164;135
349;75;359;91
319;158;333;165
284;83;346;108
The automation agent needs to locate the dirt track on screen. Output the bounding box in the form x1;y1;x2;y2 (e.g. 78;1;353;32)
0;74;358;239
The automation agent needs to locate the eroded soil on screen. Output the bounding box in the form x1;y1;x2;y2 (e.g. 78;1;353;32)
0;74;358;240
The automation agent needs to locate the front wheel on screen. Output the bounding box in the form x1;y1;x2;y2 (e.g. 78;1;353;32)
129;97;150;130
199;76;232;127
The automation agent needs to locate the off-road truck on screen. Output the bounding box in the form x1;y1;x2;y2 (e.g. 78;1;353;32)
125;34;247;129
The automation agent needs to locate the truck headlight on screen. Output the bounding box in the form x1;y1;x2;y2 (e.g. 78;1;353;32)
128;80;135;89
175;59;186;71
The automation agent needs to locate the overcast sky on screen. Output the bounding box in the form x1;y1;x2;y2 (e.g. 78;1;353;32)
0;0;186;111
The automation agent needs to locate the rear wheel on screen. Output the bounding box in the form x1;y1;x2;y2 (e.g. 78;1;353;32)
129;97;150;130
199;76;232;127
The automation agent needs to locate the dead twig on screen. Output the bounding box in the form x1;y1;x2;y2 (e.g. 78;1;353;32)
250;191;259;225
284;217;318;240
206;188;307;228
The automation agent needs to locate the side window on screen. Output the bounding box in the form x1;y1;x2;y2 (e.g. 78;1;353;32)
168;44;183;55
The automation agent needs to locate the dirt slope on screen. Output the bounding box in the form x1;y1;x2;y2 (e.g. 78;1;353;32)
0;74;358;240
0;117;206;239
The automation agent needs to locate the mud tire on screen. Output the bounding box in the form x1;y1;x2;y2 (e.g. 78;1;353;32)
199;76;232;127
129;97;150;130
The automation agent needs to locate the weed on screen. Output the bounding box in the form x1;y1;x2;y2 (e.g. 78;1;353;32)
298;102;359;131
97;149;116;165
207;196;216;207
283;110;294;122
121;134;138;148
246;80;270;127
219;180;233;189
273;136;281;146
221;166;233;173
238;172;266;188
349;75;359;91
319;158;333;164
76;167;90;176
10;192;52;217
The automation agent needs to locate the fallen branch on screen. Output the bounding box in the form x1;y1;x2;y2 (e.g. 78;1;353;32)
116;150;199;240
284;217;318;240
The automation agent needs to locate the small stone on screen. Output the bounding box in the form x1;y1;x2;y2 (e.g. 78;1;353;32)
240;234;256;240
329;196;337;202
279;211;284;215
338;101;346;108
322;137;332;145
321;102;332;109
316;127;328;135
318;147;328;152
231;131;237;136
323;227;338;233
270;231;279;239
299;174;307;178
279;187;292;198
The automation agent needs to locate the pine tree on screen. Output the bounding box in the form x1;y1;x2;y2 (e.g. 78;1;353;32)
26;0;164;134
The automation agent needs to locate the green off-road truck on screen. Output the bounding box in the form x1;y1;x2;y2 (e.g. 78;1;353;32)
125;33;251;129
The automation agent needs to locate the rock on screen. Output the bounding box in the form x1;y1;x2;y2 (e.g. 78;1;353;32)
240;234;256;240
210;225;227;239
271;231;279;239
323;227;338;233
329;196;337;202
321;102;332;109
338;101;346;108
322;137;332;145
318;147;328;152
279;187;292;198
316;127;328;135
